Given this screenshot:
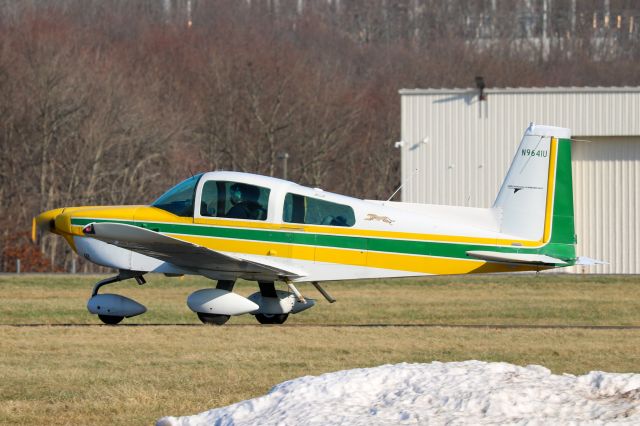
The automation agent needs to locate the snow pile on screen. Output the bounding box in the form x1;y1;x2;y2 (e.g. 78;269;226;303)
157;361;640;425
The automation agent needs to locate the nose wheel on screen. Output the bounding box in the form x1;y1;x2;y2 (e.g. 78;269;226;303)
98;314;124;325
87;271;147;325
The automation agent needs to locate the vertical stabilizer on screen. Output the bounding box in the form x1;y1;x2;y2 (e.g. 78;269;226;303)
493;124;573;246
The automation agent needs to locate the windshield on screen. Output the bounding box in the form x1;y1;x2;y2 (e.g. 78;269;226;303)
151;174;203;217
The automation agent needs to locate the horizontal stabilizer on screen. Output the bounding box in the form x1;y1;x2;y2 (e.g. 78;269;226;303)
575;256;608;266
85;222;303;280
466;250;567;265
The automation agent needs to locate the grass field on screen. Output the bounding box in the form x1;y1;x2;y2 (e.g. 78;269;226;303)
1;273;639;425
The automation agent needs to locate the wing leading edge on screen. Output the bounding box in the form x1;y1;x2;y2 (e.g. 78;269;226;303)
84;222;303;281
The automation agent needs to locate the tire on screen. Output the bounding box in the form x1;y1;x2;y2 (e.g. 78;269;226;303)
255;313;289;325
98;314;124;325
197;312;230;325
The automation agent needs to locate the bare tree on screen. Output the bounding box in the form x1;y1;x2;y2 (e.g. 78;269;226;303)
1;0;639;271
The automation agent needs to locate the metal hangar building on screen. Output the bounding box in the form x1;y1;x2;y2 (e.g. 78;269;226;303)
399;87;640;273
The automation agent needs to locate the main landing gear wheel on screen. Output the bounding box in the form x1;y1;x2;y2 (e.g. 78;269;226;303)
197;312;230;326
98;314;124;325
254;281;290;325
193;280;235;326
255;313;289;325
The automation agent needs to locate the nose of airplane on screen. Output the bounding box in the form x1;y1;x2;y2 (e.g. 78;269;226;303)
33;208;66;241
32;207;80;241
33;205;140;242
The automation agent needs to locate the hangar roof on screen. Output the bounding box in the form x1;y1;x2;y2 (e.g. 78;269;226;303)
400;87;640;95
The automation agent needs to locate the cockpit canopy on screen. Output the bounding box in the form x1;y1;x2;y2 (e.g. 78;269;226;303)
152;175;271;220
151;172;355;227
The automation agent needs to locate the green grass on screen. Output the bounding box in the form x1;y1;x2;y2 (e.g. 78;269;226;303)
1;273;639;325
0;273;639;425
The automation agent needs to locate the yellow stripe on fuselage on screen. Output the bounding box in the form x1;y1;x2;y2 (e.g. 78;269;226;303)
172;233;540;275
542;137;558;243
178;234;315;263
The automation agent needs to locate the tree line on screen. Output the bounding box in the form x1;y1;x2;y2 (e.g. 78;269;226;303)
1;0;638;271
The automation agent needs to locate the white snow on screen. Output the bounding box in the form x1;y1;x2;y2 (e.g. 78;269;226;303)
157;361;640;425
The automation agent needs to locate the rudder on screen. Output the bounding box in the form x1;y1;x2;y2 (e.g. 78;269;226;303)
493;124;575;257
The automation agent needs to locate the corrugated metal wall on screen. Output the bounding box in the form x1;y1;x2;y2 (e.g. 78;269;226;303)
400;87;640;273
570;137;640;274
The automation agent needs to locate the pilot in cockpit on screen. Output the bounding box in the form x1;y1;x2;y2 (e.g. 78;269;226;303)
225;183;264;220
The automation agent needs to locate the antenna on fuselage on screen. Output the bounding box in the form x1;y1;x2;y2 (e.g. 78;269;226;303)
387;167;420;202
387;137;429;202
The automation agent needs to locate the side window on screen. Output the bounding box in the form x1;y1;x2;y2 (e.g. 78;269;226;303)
283;193;355;227
200;181;270;221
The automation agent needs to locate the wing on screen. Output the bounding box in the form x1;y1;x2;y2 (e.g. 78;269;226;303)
466;250;567;265
84;222;303;281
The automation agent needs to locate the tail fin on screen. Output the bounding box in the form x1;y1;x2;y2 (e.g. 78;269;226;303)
493;124;576;260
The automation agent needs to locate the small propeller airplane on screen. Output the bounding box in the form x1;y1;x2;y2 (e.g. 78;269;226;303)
34;124;599;325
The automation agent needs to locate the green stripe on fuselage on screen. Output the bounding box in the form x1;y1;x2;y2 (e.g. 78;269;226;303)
71;217;569;263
